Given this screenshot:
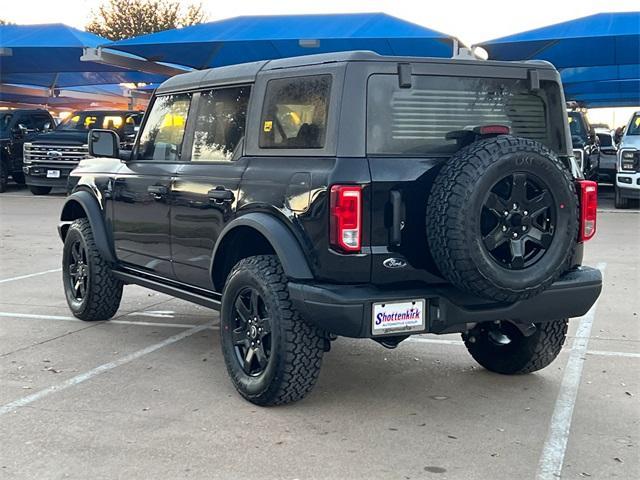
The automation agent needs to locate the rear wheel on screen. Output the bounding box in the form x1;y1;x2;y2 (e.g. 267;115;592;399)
614;185;629;209
220;255;324;406
62;218;123;320
463;319;568;374
29;185;52;196
427;136;578;303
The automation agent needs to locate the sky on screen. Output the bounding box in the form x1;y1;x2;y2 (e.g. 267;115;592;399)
1;0;638;46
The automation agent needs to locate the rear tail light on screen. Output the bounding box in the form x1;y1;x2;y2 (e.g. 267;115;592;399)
330;185;362;252
578;180;597;242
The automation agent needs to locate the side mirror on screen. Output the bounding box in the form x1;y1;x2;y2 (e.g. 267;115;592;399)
43;122;52;132
88;129;119;158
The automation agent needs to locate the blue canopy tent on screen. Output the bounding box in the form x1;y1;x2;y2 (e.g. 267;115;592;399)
564;79;640;107
478;12;640;107
0;24;166;88
103;13;458;70
479;12;640;69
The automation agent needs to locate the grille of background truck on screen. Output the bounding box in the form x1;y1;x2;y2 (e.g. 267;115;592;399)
24;144;90;164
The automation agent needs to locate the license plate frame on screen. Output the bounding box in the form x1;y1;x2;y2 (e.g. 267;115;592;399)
46;169;61;179
372;299;426;336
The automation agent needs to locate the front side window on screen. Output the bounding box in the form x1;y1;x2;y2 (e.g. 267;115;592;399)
259;75;331;149
191;86;251;162
367;75;559;155
137;94;191;161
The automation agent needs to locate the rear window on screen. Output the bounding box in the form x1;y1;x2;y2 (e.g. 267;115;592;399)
367;74;559;156
259;75;331;149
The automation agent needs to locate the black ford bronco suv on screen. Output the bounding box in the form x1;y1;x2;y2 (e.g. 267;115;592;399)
58;52;602;406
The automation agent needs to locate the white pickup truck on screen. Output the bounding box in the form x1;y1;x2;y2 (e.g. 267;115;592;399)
616;111;640;208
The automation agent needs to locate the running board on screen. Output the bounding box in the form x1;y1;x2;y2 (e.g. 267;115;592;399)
112;270;221;310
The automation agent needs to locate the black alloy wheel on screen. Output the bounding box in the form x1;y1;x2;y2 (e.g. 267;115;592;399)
62;218;123;321
67;239;89;301
231;286;272;376
480;172;556;270
220;255;324;405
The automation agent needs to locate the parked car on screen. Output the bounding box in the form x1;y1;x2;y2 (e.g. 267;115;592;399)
0;109;55;192
595;129;617;183
58;51;602;406
615;111;640;208
568;109;599;180
23;110;143;195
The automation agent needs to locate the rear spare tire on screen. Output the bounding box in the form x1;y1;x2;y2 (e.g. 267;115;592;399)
426;135;578;303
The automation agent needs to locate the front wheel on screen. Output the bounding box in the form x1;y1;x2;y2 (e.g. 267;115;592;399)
29;185;52;196
463;319;568;374
220;255;324;406
62;218;123;320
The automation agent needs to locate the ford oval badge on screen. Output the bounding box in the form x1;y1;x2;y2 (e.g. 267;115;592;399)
383;257;407;269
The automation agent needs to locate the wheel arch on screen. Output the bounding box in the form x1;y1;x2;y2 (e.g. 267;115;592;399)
210;213;314;292
58;190;116;264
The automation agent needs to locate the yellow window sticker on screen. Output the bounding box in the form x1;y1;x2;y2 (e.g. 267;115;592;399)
263;120;273;132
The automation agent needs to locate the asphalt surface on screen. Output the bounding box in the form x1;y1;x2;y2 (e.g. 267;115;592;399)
0;184;638;480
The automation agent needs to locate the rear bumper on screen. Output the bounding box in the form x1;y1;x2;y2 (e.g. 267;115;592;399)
289;266;602;338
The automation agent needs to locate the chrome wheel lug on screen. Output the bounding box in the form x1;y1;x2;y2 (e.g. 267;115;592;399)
523;210;528;216
502;225;507;232
513;232;518;238
522;226;526;231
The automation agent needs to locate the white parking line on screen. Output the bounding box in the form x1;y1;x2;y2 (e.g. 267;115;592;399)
0;268;61;284
0;324;210;416
0;312;213;329
536;262;607;480
587;350;640;359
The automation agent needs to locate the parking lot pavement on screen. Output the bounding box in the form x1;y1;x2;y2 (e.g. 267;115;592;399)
0;187;638;480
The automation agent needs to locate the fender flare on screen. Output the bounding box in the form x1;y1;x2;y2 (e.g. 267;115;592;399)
210;212;314;281
59;190;116;264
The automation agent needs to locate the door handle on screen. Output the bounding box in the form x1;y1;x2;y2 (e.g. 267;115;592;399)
147;184;168;200
208;187;234;203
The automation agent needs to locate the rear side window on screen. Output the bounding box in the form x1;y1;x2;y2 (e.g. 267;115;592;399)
137;93;191;161
191;86;251;161
259;75;331;149
367;75;556;155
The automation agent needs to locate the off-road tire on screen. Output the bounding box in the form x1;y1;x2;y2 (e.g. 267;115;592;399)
220;255;324;406
463;319;568;374
29;185;52;196
614;185;629;209
426;135;579;303
62;218;123;321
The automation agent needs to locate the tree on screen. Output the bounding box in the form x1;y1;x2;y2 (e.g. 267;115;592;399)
0;19;14;25
86;0;207;41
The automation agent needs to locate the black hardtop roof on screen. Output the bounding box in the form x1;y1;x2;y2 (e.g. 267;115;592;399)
155;50;557;94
